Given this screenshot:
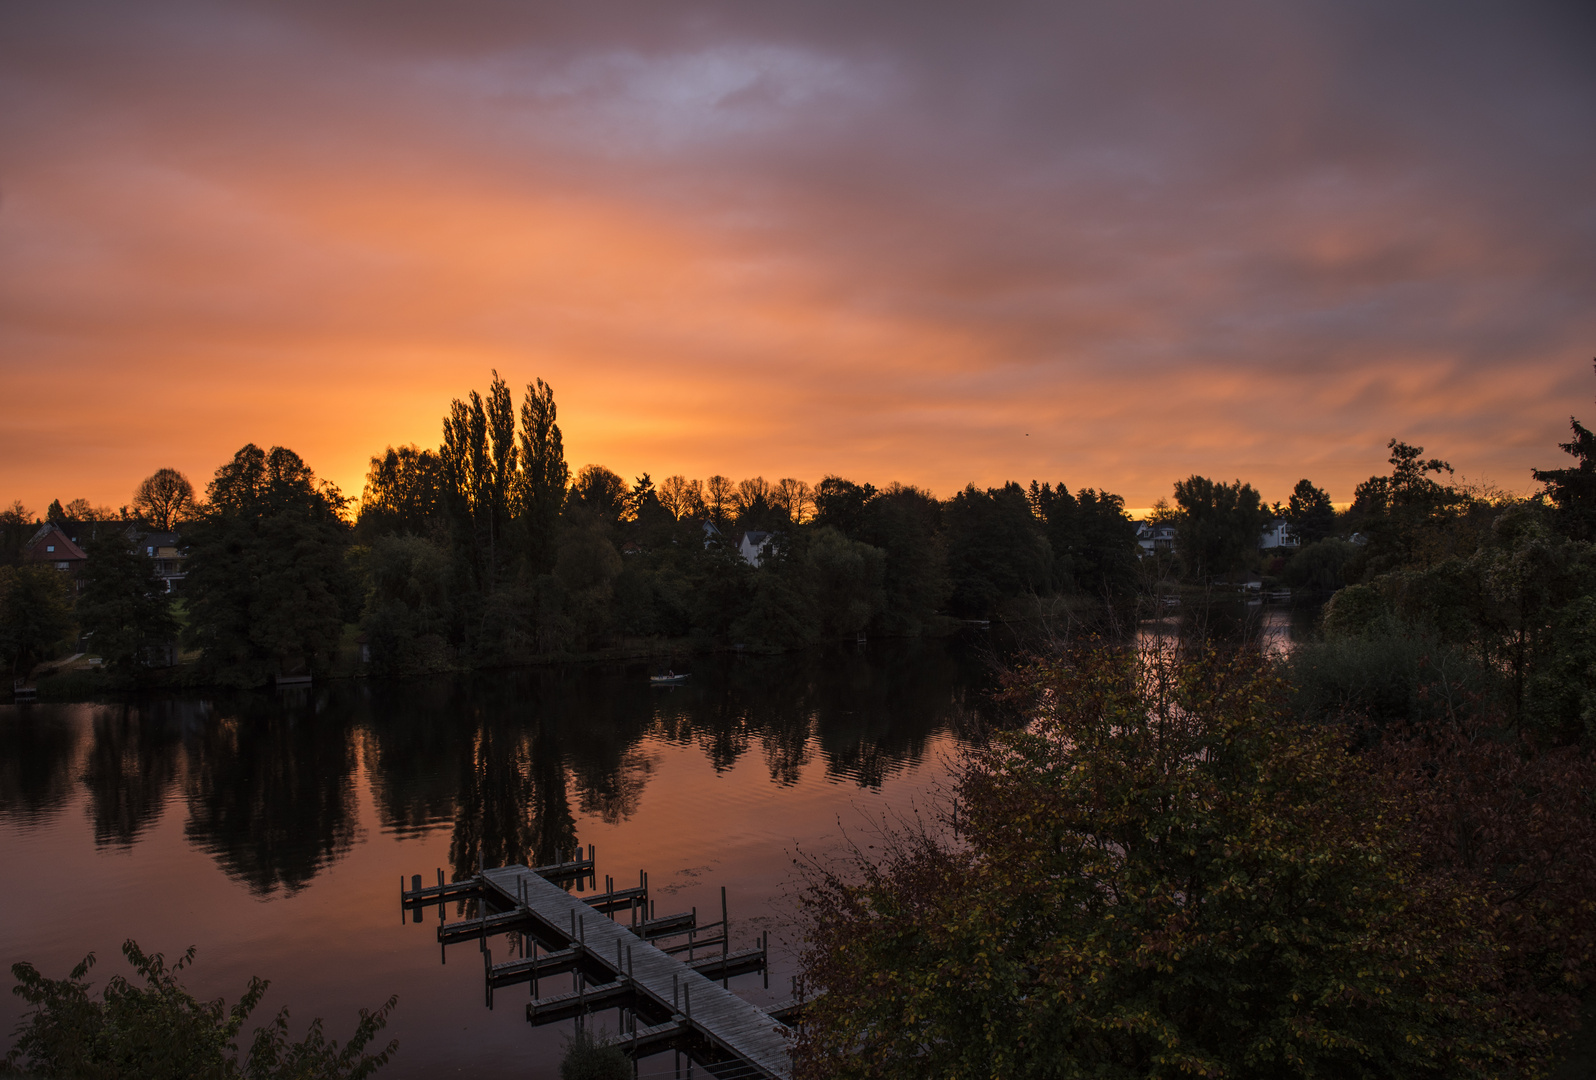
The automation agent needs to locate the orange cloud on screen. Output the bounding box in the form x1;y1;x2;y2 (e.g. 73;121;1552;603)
1;2;1592;516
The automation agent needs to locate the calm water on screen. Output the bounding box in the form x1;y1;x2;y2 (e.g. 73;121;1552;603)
0;637;999;1077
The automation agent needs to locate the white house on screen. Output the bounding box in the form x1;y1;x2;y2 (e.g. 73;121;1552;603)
739;531;777;567
1258;519;1299;551
1136;522;1176;556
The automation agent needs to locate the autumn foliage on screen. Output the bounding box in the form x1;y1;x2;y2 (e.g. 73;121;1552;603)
795;643;1582;1079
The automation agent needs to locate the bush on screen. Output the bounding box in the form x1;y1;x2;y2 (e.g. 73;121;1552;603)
3;940;396;1079
795;643;1552;1079
559;1027;630;1080
1287;628;1496;731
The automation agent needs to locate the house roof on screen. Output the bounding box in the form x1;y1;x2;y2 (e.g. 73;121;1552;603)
24;524;88;562
130;529;183;548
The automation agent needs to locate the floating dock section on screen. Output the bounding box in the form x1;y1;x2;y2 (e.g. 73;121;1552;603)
400;850;794;1078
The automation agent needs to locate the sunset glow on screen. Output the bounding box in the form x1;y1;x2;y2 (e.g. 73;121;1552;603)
3;2;1593;512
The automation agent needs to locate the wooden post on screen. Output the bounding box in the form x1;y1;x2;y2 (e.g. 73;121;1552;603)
532;938;539;999
721;886;729;989
763;931;769;990
673;972;679;1012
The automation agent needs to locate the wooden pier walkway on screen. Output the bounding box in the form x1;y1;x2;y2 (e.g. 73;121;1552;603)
476;865;792;1079
401;857;792;1078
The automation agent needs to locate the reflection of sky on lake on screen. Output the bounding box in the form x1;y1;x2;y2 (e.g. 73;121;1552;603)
0;638;991;1078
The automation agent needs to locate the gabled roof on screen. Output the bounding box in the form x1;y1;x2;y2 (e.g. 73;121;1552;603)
24;524;88;562
130;529;183;548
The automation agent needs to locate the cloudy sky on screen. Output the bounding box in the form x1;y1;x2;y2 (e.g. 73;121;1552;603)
2;1;1593;513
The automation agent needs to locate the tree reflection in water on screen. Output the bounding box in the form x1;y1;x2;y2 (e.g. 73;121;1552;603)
183;689;359;896
0;708;82;822
80;702;189;847
2;636;1003;899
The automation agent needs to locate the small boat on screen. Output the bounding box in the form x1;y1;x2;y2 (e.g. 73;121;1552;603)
649;671;690;686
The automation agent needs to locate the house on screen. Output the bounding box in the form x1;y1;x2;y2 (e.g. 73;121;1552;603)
22;523;88;577
738;531;777;568
129;529;188;592
703;520;781;567
1258;519;1299;551
1136;522;1176;557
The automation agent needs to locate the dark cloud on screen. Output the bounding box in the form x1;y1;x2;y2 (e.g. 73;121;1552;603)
1;1;1592;509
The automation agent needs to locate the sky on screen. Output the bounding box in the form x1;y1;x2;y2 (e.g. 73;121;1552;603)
2;1;1594;516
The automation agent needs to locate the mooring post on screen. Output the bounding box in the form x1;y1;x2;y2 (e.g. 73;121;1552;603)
532;938;539;999
721;886;729;989
763;930;769;990
673;972;679;1012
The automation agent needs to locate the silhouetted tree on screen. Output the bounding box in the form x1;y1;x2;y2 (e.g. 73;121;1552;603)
131;468;195;530
0;564;74;677
806;527;886;637
440;372;518;588
0;501;33;567
357;444;444;539
814;476;877;539
516;376;567;573
860;484;947;634
361;534;454;675
774;478;815;524
943;482;1050;616
77;530;177;671
1349;440;1469;572
1286;478;1336;545
568;465;627;526
1171;475;1268;579
1030;482;1138;597
658;476;705;520
183;444;352;686
704;475;737;525
1531;361;1596;542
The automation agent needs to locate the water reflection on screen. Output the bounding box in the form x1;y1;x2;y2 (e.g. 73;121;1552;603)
0;708;82;822
81;704;184;847
0;638;1003;897
183;692;360;895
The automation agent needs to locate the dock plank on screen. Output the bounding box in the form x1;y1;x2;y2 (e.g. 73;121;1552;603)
481;866;791;1079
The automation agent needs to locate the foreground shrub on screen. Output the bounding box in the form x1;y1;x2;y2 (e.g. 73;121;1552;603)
558;1027;631;1080
3;940;396;1079
796;643;1557;1079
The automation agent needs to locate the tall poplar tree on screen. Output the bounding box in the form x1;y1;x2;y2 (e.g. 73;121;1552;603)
516;377;567;574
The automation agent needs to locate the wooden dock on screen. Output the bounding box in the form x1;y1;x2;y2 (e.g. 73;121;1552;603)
400;858;792;1078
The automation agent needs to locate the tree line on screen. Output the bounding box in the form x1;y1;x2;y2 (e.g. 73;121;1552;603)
794;368;1596;1079
5;368;1592;693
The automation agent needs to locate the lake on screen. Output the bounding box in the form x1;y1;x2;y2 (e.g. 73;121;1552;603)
0;635;1004;1078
